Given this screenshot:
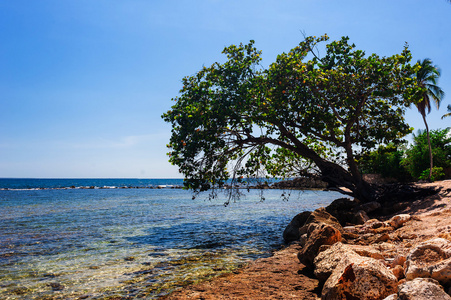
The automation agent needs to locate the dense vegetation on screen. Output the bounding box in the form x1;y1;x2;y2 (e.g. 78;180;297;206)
163;35;426;202
359;129;451;182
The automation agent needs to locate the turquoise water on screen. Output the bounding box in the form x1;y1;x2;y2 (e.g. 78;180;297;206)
0;179;341;299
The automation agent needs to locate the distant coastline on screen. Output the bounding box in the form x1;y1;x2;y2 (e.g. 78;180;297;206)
0;177;329;191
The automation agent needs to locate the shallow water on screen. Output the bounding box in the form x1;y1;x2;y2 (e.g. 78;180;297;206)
0;179;341;299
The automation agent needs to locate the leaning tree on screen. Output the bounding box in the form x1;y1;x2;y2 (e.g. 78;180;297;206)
162;35;423;202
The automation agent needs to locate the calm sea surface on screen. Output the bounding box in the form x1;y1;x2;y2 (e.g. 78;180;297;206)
0;178;341;299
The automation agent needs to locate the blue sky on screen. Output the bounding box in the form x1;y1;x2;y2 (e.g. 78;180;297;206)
1;0;450;178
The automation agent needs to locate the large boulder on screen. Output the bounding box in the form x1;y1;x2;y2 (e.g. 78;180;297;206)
322;254;398;300
405;238;451;285
304;207;344;234
397;278;451;300
325;198;359;225
283;207;343;243
283;211;311;243
296;208;344;267
314;242;361;282
297;224;342;268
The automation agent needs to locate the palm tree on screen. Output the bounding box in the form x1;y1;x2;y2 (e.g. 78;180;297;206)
414;58;445;181
442;105;451;119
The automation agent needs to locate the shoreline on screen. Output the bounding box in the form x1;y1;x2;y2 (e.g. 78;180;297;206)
161;180;451;299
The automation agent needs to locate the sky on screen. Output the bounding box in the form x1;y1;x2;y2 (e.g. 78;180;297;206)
1;0;450;179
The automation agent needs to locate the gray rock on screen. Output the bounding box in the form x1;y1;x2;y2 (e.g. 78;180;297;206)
397;278;451;300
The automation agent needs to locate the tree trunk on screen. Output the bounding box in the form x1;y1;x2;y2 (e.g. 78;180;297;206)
422;113;433;181
315;159;376;203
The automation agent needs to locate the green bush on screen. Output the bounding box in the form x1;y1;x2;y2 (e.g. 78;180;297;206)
418;167;445;182
358;143;411;181
402;128;451;180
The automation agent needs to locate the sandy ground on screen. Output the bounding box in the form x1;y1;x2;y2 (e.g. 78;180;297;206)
160;180;451;300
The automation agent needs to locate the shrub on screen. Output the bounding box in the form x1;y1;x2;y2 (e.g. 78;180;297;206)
418;167;445;182
402;128;451;180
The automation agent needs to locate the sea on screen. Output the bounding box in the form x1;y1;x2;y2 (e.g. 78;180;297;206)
0;178;342;299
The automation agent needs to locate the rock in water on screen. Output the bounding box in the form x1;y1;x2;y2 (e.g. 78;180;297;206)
283;211;311;243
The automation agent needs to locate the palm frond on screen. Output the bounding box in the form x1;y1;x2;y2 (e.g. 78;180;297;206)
414;58;445;115
442;105;451;120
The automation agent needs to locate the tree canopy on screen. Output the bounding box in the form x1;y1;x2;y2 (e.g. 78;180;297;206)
162;35;423;202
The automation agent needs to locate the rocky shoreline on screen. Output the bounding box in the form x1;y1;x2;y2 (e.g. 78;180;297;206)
161;180;451;299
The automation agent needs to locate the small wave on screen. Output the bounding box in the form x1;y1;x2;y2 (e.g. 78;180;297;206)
0;185;183;191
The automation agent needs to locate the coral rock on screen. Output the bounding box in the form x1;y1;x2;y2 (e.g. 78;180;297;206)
386;214;411;229
349;244;385;260
304;207;344;233
405;238;451;285
298;224;342;268
314;242;360;283
397;278;451;300
322;254;398;300
391;265;405;281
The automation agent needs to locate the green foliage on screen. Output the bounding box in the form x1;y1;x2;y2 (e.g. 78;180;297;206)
402;129;451;180
357;143;411;181
442;104;451;120
419;167;445;182
413;58;444;116
162;35;423;200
